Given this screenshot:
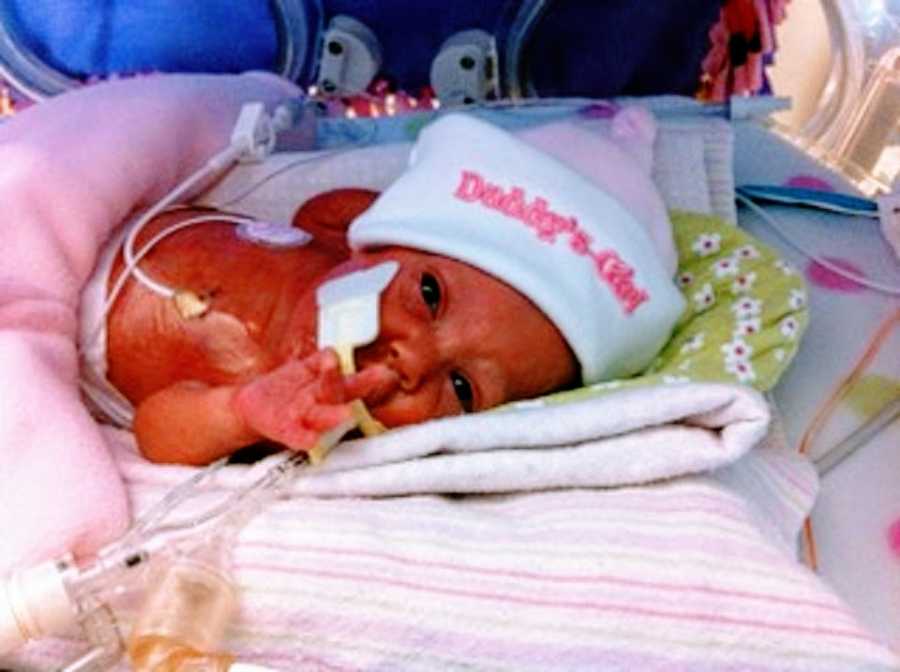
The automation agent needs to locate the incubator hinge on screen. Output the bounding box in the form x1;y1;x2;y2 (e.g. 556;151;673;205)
315;15;382;96
430;29;499;106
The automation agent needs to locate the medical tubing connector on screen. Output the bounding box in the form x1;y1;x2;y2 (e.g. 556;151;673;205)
0;449;310;665
0;544;148;665
0;557;77;653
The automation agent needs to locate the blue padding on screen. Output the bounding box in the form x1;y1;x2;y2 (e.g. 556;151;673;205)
737;185;879;218
4;1;279;76
526;0;723;98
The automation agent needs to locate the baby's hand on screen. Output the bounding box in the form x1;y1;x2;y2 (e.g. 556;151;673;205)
231;349;391;453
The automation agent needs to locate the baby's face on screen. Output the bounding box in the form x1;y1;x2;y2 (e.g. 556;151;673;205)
345;247;579;427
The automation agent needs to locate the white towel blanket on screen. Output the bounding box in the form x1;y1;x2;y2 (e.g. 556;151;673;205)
116;382;771;499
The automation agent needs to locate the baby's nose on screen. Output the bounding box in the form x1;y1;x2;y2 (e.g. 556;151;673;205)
387;330;439;392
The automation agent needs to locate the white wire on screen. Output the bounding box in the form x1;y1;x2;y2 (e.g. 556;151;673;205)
122;144;242;297
736;193;900;296
212;145;362;209
83;212;256;350
107;211;255;312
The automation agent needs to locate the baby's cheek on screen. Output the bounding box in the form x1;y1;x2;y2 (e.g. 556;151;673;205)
370;397;429;428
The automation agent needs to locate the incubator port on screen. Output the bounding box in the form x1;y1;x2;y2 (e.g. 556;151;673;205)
127;556;237;672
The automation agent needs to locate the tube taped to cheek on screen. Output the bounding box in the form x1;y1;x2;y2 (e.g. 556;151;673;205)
314;261;400;451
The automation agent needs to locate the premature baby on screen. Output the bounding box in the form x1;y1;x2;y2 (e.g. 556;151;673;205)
81;112;685;466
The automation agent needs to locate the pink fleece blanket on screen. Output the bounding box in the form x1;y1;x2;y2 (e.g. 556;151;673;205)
0;73;300;571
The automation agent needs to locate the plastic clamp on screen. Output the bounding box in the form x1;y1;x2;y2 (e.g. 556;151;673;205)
230;102;276;163
0;559;77;654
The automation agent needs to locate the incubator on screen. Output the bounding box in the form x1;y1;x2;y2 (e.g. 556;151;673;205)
768;0;900;196
0;1;898;668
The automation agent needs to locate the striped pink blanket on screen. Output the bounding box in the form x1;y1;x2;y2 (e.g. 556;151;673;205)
13;414;898;671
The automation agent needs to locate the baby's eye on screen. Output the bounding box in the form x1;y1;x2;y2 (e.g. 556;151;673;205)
450;371;474;413
419;272;442;316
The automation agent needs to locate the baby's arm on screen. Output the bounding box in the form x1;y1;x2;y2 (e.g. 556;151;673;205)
133;381;258;466
134;349;387;465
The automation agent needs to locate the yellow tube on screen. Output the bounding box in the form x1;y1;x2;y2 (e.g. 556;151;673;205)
306;342;385;464
335;342;386;437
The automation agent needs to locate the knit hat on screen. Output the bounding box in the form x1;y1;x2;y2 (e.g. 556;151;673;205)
348;114;685;383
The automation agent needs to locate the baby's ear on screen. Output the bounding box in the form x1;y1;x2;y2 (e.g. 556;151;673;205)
609;106;656;175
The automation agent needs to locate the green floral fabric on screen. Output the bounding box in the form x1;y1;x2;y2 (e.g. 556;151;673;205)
508;211;809;409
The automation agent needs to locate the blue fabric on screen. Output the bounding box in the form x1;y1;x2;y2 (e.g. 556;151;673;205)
3;0;724;97
737;185;880;217
5;1;279;76
526;0;725;98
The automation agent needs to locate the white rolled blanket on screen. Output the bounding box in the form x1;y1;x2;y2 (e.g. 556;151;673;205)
115;381;772;499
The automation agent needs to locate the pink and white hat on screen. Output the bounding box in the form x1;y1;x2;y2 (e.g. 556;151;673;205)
349;114;685;383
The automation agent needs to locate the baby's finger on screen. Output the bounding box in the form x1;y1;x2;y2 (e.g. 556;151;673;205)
314;359;349;404
306;347;342;375
344;365;400;405
304;403;354;432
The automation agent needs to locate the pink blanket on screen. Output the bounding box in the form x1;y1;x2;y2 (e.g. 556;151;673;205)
0;73;299;571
